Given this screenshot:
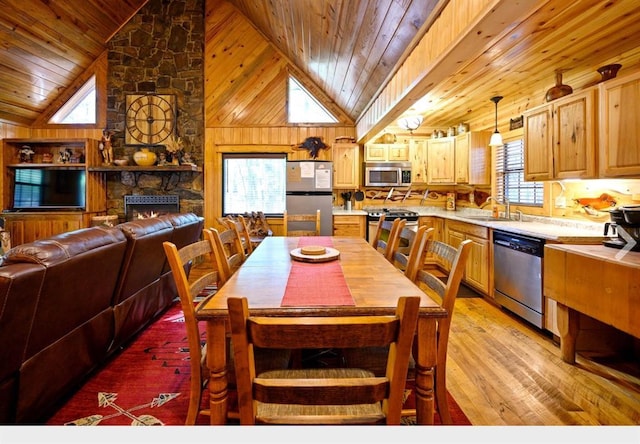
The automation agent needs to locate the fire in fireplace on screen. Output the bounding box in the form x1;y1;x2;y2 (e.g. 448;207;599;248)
124;195;180;221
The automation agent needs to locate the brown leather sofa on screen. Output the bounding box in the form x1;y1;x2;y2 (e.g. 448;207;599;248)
0;213;203;423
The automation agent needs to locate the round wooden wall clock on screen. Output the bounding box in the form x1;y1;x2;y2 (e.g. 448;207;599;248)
125;94;176;145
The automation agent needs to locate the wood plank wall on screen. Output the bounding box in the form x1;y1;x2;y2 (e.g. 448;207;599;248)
204;0;356;229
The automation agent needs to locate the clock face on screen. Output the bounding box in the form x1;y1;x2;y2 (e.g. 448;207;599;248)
125;94;176;145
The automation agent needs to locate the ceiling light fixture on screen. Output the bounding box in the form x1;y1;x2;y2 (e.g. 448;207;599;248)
397;115;423;134
489;96;503;146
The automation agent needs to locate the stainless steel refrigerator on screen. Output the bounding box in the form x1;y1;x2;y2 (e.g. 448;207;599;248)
286;160;333;236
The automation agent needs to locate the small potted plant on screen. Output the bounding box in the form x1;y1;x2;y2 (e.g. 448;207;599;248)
164;136;184;165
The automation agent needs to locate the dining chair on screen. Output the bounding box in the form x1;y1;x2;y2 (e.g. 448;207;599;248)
282;209;321;236
371;217;405;261
207;226;246;284
223;215;254;256
408;236;472;424
391;225;434;276
227;295;420;425
162;237;221;425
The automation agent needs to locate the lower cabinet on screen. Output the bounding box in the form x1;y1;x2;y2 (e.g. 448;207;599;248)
3;212;96;246
332;214;366;238
444;220;490;295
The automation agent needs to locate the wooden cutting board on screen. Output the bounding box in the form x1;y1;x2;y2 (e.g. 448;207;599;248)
290;247;340;263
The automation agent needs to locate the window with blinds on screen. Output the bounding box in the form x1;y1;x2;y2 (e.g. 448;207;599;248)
222;153;287;216
495;138;543;206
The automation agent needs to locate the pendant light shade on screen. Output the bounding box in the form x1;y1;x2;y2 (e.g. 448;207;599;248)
489;96;503;147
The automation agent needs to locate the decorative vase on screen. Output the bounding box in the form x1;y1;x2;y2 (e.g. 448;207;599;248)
597;63;622;82
133;148;157;166
545;71;573;102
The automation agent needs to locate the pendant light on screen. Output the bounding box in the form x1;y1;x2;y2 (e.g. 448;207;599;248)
489;96;503;147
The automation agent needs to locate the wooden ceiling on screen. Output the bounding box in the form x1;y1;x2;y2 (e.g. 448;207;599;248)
1;0;640;141
0;0;147;126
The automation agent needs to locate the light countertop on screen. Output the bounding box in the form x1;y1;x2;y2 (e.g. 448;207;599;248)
333;206;607;244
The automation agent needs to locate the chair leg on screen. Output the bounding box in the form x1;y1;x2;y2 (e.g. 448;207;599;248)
435;364;452;425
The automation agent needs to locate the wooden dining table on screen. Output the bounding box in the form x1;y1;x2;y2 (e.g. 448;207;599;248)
195;235;447;425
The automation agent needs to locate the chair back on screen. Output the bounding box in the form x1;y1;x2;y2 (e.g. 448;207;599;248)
162;237;219;424
392;226;434;277
409;237;472;424
371;217;405;260
223;215;253;255
283;209;321;236
227;295;420;425
206;227;246;285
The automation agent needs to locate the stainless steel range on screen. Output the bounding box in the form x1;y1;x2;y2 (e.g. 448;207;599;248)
366;208;419;243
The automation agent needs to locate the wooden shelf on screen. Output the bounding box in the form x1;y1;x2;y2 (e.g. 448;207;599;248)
8;163;86;169
88;165;202;172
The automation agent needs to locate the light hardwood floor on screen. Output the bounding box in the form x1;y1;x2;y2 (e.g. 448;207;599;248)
447;297;640;425
190;261;639;426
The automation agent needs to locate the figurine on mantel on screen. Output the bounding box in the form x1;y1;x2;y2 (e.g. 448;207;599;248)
99;129;114;165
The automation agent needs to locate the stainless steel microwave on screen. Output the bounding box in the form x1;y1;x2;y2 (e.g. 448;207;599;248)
364;162;412;187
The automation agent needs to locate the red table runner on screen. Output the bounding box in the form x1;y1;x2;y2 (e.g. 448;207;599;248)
280;237;355;306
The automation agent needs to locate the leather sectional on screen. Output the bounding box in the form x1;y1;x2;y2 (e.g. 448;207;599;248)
0;213;204;423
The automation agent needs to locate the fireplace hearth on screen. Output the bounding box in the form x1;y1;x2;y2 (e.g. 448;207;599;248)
124;195;180;221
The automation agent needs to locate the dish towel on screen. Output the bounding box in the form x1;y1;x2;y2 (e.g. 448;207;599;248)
280;237;355;306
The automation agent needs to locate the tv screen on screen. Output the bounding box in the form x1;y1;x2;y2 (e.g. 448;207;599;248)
13;168;86;210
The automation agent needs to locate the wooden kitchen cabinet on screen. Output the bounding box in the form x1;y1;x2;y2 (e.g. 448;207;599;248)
401;136;428;183
364;143;409;162
523;88;597;181
599;70;640;177
456;131;492;185
332;142;360;189
426;137;455;184
444;220;490;295
332;214;366;238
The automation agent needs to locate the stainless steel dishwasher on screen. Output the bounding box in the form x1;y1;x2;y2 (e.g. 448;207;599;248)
493;230;545;328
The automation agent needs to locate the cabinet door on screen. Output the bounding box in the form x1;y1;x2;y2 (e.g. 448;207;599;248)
388;144;410;161
364;144;387;161
553;89;597;179
332;215;365;238
467;132;491;185
409;138;428;183
333;142;360;188
427;137;455;184
524;105;554;181
454;133;469;184
464;234;489;294
599;70;640;177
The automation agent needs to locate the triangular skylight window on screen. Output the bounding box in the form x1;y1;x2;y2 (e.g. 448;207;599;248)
288;76;338;123
49;75;96;124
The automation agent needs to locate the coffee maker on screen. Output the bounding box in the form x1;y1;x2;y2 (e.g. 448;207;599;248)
603;206;640;251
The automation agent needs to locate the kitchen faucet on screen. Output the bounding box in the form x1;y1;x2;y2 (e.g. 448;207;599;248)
483;196;510;219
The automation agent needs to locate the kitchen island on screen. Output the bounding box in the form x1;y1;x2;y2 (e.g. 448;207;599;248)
543;244;640;363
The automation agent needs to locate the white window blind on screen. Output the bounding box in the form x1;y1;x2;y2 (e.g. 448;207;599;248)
222;154;287;215
495;138;543;206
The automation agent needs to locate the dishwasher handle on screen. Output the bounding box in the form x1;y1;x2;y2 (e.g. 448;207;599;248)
494;238;512;249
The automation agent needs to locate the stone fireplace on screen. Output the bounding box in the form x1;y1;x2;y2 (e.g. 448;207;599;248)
124;195;180;221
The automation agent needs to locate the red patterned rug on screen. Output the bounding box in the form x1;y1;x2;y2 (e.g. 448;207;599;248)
46;302;471;426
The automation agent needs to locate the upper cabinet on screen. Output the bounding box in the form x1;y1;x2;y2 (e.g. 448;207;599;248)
455;131;491;185
523;88;597;181
426;137;455;184
599;70;640;177
364;143;409;162
332;142;360;189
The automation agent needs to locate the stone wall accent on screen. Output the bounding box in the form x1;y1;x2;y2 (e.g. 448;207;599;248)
105;0;204;219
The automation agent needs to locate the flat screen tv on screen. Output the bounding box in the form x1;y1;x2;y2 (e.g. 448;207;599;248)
12;168;86;211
